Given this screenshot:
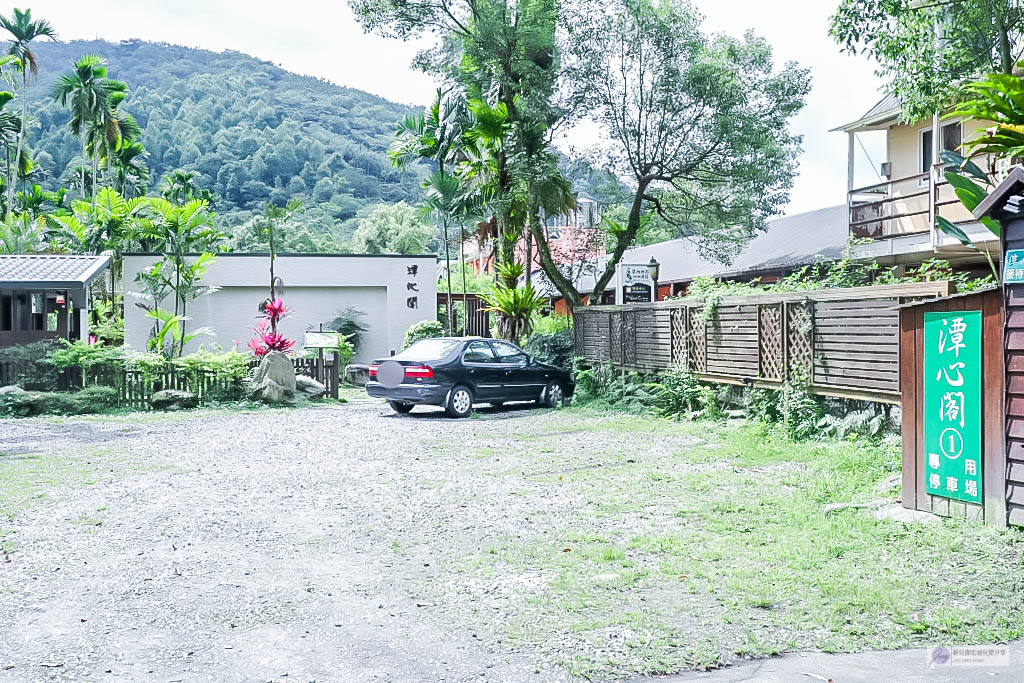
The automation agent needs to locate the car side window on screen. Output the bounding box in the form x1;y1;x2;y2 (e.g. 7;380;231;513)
463;341;496;364
491;341;528;364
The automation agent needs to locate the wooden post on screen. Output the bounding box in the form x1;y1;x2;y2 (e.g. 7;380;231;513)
331;351;340;399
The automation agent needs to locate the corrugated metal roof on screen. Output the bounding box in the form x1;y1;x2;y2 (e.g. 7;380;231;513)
532;204;848;295
832;93;902;132
0;254;111;287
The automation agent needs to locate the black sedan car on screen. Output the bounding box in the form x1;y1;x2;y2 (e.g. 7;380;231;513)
366;337;574;417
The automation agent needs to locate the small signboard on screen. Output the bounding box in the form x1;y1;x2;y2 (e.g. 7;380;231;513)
923;310;982;503
623;283;652;303
620;264;654;304
1004;249;1024;283
303;331;340;349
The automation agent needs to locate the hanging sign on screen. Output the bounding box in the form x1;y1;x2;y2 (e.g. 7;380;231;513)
923;311;982;503
1004;249;1024;283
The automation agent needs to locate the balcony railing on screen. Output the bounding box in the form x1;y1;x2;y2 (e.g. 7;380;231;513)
848;171;971;239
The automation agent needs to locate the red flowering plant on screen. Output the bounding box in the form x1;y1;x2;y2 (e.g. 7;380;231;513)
248;297;296;357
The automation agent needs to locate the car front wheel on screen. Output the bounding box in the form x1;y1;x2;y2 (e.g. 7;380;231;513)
542;381;564;408
446;385;474;418
389;401;414;414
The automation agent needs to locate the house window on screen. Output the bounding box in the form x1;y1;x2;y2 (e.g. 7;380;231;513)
546;226;562;240
921;122;962;172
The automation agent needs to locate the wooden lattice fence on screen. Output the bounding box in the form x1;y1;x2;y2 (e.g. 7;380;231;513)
573;281;953;403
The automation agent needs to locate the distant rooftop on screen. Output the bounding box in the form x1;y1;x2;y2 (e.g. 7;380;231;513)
531;205;849;295
0;254;111;288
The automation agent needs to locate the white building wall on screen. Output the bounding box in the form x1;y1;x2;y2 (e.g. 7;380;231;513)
122;254;437;363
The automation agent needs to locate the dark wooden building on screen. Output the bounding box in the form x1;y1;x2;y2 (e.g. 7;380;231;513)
0;254;111;348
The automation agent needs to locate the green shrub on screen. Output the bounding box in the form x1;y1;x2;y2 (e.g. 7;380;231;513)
0;340;63;390
325;307;367;352
780;382;824;441
530;313;571;335
645;366;721;419
48;341;127;386
0;387;34;416
524;329;574;369
403;320;445;349
32;386;120;415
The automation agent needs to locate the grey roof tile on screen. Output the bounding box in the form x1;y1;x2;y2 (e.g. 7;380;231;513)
0;254;111;287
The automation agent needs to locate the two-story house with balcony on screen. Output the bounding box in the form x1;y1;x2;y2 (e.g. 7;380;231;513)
834;94;999;274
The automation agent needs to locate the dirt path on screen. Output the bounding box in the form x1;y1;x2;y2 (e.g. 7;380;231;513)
0;403;584;682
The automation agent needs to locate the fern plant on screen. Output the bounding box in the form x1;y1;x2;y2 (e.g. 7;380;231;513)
480;283;546;345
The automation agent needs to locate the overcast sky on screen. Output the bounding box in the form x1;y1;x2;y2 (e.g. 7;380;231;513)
28;0;889;215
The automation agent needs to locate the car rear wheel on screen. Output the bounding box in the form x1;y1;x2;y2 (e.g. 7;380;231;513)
542;380;564;408
446;385;474;418
389;401;414;414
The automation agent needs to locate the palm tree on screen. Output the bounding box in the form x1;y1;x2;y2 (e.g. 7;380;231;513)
0;211;44;253
391;89;474;332
160;169;208;205
51;55;121;207
0;8;56;211
110;139;149;198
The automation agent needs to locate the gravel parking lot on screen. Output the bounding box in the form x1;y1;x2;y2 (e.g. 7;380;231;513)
3;399;1022;682
0;400;697;682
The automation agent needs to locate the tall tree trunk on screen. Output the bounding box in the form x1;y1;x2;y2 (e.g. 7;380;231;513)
589;182;649;302
8;74;27;211
81;139;88;200
91;143;99;209
442;219;453;335
269;219;277;333
525;215;534;289
460;225;468;335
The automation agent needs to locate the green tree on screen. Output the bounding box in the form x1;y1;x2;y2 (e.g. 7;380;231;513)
562;0;807;305
51;54;124;207
0;8;57;211
0;211;44;253
391;89;476;332
830;0;1024;121
136;198;224;355
351;0;561;280
161;169;213;205
110;139;149;198
350;201;433;254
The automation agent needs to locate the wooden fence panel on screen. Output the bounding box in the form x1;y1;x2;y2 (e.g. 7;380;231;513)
706;304;759;377
635;309;672;369
572;281;953;403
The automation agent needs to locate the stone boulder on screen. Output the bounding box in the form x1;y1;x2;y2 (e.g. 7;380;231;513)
250;351;297;405
150;389;198;411
295;374;326;398
0;385;32;417
345;364;370;387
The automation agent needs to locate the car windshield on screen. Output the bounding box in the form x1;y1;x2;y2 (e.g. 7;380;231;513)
392;339;461;361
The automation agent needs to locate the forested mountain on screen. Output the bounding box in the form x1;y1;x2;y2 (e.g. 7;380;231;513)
21;39;428;242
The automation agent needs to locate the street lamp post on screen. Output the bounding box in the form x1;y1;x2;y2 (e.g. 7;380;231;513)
647;257;661;303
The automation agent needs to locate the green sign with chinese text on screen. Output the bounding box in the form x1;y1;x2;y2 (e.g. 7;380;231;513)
923;311;982;503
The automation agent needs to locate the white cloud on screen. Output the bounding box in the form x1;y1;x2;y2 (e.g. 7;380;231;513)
29;0;890;215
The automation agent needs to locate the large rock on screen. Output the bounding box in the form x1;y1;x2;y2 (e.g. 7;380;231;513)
250;351;297;405
345;364;370;387
150;389;198;411
295;374;326;398
0;385;32;417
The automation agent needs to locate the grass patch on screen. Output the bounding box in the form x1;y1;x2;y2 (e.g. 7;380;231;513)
442;408;1024;677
